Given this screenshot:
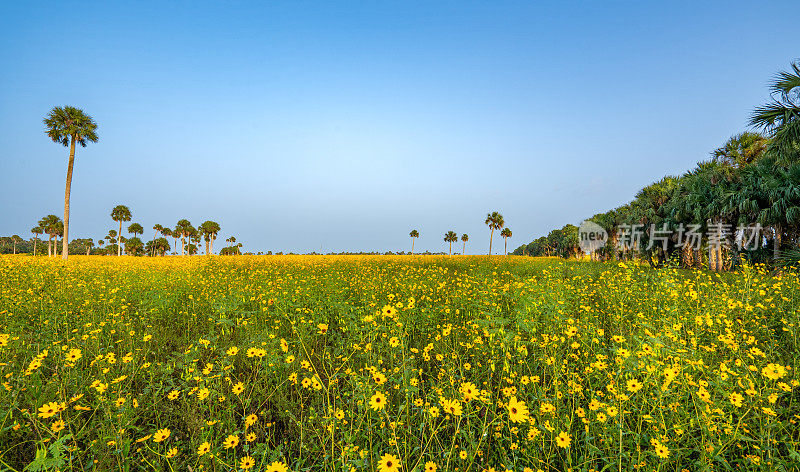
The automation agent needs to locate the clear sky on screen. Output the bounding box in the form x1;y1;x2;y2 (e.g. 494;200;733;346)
0;1;797;254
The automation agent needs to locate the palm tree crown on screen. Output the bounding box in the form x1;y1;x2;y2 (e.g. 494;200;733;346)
128;223;144;237
712;132;769;168
750;61;800;160
44;106;99;147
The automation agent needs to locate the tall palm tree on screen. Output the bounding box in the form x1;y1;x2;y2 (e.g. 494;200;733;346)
110;205;132;256
461;233;469;255
484;211;505;255
750;61;800;161
444;231;458;256
409;229;419;254
31;226;43;256
44;106;98;260
199;221;221;255
500;227;512;255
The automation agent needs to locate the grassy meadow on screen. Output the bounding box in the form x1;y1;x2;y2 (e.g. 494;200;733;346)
0;255;798;471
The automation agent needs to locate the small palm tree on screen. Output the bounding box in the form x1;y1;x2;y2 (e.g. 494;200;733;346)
31;226;43;256
44;106;98;260
150;225;164;256
161;228;175;254
106;229;118;251
500;227;512;255
225;236;237;255
199;221;221;255
11;235;21;254
750;61;800;160
85;239;94;255
39;215;61;257
111;205;132;256
444;231;458;256
484;211;505;255
409;230;419;254
461;233;469;255
175;219;195;255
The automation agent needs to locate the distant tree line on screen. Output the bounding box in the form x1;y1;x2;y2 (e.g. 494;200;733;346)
2;206;243;256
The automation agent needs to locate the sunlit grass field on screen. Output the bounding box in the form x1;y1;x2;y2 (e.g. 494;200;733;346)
0;255;798;471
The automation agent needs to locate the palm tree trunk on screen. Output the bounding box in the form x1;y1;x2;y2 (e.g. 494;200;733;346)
504;238;507;256
681;244;691;268
210;236;214;255
48;236;52;257
33;236;37;256
61;138;76;260
449;242;452;255
118;220;122;256
612;234;618;261
13;241;16;254
463;242;466;255
489;228;494;255
411;238;415;255
708;242;717;271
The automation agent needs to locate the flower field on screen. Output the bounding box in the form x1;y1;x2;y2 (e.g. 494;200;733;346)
0;255;798;471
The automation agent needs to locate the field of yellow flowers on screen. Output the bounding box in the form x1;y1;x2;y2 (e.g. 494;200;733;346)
0;255;798;471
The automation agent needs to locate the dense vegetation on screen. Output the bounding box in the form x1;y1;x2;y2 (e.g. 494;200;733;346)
1;255;797;471
514;62;800;270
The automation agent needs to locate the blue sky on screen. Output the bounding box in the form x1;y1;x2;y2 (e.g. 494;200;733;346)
0;1;797;254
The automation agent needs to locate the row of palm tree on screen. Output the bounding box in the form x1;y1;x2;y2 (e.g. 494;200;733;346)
25;209;230;257
514;61;800;270
108;208;223;256
408;212;512;256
